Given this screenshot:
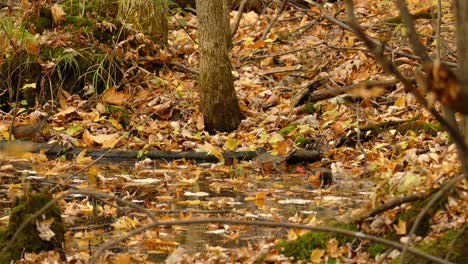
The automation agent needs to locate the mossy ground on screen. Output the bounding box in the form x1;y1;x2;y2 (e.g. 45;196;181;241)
276;222;358;260
0;188;65;264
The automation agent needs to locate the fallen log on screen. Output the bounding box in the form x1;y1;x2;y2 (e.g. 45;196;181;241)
0;141;320;163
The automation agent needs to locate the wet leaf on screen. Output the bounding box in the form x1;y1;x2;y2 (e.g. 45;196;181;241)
310;248;325;263
224;137;241;150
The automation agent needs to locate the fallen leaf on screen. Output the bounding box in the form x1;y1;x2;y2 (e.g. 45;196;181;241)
101;87;130;106
394;219;407;235
36;218;55;241
310;248;325;263
51;5;66;24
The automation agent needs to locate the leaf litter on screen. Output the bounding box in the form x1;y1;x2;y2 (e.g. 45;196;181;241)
0;0;467;263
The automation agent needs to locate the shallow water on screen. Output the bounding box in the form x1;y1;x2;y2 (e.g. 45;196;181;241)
0;159;375;258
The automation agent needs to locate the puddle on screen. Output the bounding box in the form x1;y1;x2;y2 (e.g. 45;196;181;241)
0;160;375;257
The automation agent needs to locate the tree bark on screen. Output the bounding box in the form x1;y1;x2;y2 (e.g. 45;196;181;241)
154;0;168;45
195;0;241;133
223;0;233;50
455;1;468;144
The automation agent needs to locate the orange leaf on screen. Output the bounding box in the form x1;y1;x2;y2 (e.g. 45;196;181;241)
101;87;130;106
394;96;406;107
254;39;265;49
51;5;66;24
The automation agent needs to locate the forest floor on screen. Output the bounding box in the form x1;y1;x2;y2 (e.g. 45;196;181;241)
0;0;467;263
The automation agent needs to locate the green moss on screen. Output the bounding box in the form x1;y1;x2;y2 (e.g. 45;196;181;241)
419;227;466;263
279;124;296;136
293;135;308;147
0;53;41;110
0;188;64;264
39;47;65;60
65;16;92;27
396;192;447;237
0;228;6;241
62;0;118;17
393;226;467;264
396;122;443;136
276;222;358;260
367;243;386;257
107;105;130;128
300;102;317;114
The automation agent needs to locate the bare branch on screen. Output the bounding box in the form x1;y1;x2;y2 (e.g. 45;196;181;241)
342;0;468;159
395;0;432;63
356;192;427;222
261;0;288;40
89;218;453;264
231;0;249;37
296;1;456;67
0;191;70;257
400;174;465;263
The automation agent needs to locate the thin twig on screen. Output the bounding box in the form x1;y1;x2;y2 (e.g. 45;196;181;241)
0;182;162;257
400;174;464;263
245;44;324;61
355;105;367;175
298;1;457;68
0;191;70;257
433;0;458;139
231;0;248;37
174;12;197;44
167;61;199;74
444;225;467;261
339;3;468;262
435;0;442;60
395;0;431;63
307;79;399;103
397;10;468;264
261;0;288;40
51;148;113;190
356;192;427;222
89;217;453;264
68;189;158;222
342;0;468;159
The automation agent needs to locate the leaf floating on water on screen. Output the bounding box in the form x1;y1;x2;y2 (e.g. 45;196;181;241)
133;178;162;184
278;199;313;205
184;191;209;197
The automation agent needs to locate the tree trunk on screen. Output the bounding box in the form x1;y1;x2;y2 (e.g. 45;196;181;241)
455;1;468;139
195;0;242;133
154;0;168;45
223;0;233;50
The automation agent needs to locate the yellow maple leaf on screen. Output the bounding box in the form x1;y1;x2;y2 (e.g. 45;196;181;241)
394;96;406;107
224;137;240;151
310;248;325;263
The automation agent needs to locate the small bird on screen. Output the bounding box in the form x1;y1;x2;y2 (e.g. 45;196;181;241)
307;167;333;188
11;115;49;141
255;148;288;174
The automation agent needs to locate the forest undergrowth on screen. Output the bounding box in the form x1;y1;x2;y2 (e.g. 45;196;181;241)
0;0;466;263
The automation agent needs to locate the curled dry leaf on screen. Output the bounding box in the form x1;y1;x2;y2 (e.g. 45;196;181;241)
101;87;130;106
51;5;65;24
